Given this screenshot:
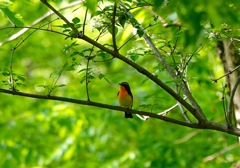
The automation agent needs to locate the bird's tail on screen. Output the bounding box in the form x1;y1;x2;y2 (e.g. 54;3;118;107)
125;112;133;118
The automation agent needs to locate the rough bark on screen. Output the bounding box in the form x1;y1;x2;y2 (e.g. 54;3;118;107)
218;40;240;140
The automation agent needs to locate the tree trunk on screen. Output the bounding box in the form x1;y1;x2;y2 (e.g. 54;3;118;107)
218;40;240;141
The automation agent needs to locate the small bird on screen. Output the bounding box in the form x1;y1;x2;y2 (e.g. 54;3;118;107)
117;82;133;118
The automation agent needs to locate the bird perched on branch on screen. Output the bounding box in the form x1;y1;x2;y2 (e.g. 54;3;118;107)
117;82;133;118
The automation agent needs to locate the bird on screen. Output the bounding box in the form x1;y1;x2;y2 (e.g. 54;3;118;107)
117;82;133;118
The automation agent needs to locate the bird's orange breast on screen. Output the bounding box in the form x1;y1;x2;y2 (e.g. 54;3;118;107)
118;86;133;108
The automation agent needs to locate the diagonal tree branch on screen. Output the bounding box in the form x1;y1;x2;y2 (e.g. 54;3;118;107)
79;34;202;122
119;3;206;123
39;2;196;119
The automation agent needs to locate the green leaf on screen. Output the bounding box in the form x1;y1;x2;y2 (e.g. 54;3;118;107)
17;75;25;82
97;51;111;61
130;55;139;62
153;0;164;9
50;72;60;78
141;78;149;84
55;84;66;88
137;29;144;37
62;24;69;28
62;28;71;33
91;11;102;18
84;0;98;13
1;8;24;26
70;51;80;57
98;73;104;80
63;41;79;52
80;76;86;84
119;14;127;27
38;85;48;88
78;68;87;73
108;25;118;35
72;17;80;24
74;24;82;29
62;62;68;69
2;71;10;76
65;65;75;71
0;0;12;8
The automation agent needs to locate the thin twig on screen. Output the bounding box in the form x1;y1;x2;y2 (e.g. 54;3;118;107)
174;130;201;144
118;33;137;51
159;100;183;115
118;22;159;51
180;43;209;82
16;20;57;49
48;70;63;96
40;0;78;35
178;101;191;123
137;96;188;121
85;25;107;101
227;75;240;128
135;114;148;120
93;57;114;62
82;8;88;35
112;3;118;52
170;26;181;65
222;83;228;125
0;0;84;46
174;80;191;123
203;144;238;162
143;6;167;25
8;22;50;91
0;26;69;37
82;8;90;101
212;65;240;83
178;43;207;92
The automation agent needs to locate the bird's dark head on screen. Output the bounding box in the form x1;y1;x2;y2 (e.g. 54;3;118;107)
119;82;133;97
119;82;130;90
119;82;129;86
